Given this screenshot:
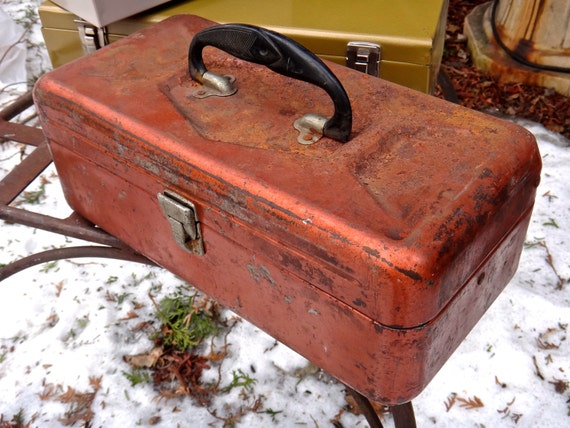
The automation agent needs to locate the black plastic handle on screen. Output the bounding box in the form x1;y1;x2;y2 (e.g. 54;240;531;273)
188;23;352;143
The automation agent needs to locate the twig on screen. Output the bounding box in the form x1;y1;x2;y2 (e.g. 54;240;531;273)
532;355;545;380
538;241;565;290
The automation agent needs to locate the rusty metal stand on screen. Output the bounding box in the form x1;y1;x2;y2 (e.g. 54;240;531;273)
0;91;154;281
346;385;416;428
0;91;417;427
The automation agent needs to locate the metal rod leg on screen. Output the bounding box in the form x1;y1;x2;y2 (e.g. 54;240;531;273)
391;401;416;428
0;245;155;282
345;385;384;428
345;384;418;428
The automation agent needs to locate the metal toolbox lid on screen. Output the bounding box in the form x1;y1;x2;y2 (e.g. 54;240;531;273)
41;0;448;66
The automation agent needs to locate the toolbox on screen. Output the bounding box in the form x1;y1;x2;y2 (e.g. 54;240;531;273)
48;0;172;27
39;0;448;93
33;15;541;404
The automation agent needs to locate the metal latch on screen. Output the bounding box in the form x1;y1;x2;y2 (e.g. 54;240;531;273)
75;19;109;55
158;190;205;255
346;42;381;77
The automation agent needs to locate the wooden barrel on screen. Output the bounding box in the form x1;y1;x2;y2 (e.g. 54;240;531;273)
490;0;570;69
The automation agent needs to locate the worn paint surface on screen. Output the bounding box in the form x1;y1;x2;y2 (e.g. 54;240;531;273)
34;15;541;404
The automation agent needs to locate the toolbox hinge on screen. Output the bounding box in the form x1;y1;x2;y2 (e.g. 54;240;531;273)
346;42;381;77
158;190;205;256
75;19;109;55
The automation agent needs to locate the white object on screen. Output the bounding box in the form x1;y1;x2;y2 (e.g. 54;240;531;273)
0;8;27;86
51;0;171;27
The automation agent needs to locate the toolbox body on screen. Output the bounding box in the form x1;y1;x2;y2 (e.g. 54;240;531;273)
39;0;448;93
34;15;541;404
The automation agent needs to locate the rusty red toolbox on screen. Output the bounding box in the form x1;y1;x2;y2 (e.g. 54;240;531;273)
33;15;541;405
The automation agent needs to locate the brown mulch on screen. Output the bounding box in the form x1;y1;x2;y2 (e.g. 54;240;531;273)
435;0;570;140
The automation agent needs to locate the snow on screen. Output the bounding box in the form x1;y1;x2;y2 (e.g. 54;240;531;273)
1;1;569;427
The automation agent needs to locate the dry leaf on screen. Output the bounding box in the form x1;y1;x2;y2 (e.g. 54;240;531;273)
55;281;64;297
89;376;102;391
119;310;139;321
445;392;457;412
105;290;116;302
457;395;484;409
344;392;388;417
124;346;163;368
149;415;161;425
38;383;58;401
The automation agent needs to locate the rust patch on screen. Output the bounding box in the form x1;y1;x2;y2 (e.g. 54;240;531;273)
373;323;384;334
362;246;380;258
278;251;334;289
395;266;422;282
353;298;367;308
246;263;275;286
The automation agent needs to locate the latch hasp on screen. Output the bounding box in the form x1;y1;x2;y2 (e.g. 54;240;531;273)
158;190;205;255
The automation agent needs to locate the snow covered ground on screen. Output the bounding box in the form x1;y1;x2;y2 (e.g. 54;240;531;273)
1;1;569;427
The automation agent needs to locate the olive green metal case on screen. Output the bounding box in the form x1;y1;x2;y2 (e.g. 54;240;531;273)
39;0;448;93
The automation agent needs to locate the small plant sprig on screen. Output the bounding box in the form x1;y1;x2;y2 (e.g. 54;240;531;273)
122;369;151;387
543;218;560;228
39;260;58;273
542;191;558;203
523;239;566;289
257;408;283;423
12;177;49;206
0;408;28;427
497;397;522;423
152;293;220;351
208;395;264;428
222;369;257;393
